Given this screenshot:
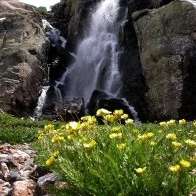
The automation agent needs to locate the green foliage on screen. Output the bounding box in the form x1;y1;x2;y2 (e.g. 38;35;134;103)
34;110;196;196
0;114;61;144
35;8;47;15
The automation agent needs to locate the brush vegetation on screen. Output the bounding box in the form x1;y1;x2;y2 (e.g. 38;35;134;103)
34;109;196;196
0;114;62;144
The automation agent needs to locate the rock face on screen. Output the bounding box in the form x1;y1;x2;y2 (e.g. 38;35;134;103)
48;0;99;49
48;0;174;121
133;1;196;120
0;0;47;116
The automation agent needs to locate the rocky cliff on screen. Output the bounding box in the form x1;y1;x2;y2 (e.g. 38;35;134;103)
0;0;47;116
133;0;196;121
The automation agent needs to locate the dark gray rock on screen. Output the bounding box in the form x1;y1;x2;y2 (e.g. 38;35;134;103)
133;0;196;120
37;173;60;187
8;170;21;182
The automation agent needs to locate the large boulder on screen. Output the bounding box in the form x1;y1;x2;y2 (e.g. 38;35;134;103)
0;0;47;116
133;1;196;121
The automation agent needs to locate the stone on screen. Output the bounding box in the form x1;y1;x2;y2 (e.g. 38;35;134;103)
0;0;48;116
0;171;3;179
7;170;21;182
30;165;50;181
12;180;37;196
133;0;196;121
12;150;30;163
0;162;9;180
0;182;12;196
37;173;60;187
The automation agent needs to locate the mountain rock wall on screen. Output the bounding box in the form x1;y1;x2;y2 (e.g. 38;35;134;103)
133;0;196;120
0;0;47;116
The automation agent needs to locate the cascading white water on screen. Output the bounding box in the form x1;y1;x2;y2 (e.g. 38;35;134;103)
58;0;122;101
34;86;50;118
53;0;139;121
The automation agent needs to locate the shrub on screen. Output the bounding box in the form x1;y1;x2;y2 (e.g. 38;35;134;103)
34;109;196;195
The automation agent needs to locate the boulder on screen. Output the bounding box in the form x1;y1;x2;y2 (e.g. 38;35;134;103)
0;0;48;116
133;0;196;120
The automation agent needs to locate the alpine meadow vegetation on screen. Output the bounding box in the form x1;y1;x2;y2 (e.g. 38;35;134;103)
34;109;196;196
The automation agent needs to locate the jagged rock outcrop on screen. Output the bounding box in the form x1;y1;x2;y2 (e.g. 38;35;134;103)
48;0;99;49
133;0;196;121
0;0;48;116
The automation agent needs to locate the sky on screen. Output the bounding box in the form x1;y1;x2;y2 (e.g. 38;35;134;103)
19;0;60;10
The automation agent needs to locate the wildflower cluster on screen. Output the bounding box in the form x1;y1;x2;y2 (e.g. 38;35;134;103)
35;110;196;195
96;108;133;124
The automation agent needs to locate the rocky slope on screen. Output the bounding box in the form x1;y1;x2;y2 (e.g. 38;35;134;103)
0;0;47;116
133;0;196;120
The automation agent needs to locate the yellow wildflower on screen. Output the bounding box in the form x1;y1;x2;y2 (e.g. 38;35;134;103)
83;140;97;148
121;114;129;120
38;133;44;140
135;167;147;174
167;120;176;126
117;143;127;150
53;151;59;158
81;116;97;124
112;126;121;132
172;141;182;148
180;159;191;168
179;119;186;125
166;133;177;140
193;122;196;127
169;165;180;173
104;114;116;123
67;135;75;140
150;141;157;146
52;136;65;143
133;129;139;134
125;119;134;125
114;109;124;116
46;156;55;166
185;139;196;147
146;132;154;138
109;133;122;139
159;121;167;126
96;108;112;116
44;124;55;132
138;133;154;140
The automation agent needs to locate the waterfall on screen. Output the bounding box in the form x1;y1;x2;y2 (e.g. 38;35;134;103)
57;0;122;101
34;86;50;118
46;0;139;121
33;20;67;117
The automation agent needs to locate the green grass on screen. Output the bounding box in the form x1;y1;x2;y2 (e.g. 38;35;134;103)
34;110;196;196
0;114;62;144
